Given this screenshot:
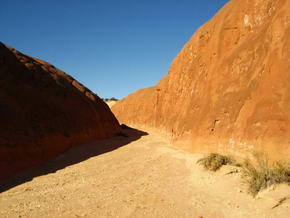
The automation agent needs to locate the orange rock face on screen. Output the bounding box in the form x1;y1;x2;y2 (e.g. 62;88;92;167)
0;42;120;179
112;0;290;160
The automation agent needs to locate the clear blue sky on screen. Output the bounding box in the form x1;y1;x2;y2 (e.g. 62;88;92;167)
1;0;228;99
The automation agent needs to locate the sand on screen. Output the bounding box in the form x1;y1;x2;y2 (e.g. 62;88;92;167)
0;128;289;218
105;100;118;108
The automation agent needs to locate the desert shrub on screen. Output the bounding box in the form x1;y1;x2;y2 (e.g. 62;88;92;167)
102;97;118;102
241;153;290;196
197;153;237;171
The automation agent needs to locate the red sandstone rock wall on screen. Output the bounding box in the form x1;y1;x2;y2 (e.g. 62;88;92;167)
112;0;290;160
0;42;120;179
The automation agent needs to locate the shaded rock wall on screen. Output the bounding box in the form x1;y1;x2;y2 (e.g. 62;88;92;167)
112;0;290;160
0;42;120;179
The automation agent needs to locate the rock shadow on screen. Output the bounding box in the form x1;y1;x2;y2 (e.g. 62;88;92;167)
0;125;148;193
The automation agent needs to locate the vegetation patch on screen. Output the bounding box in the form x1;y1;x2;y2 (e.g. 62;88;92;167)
241;153;290;196
197;153;290;196
197;153;238;171
103;97;118;101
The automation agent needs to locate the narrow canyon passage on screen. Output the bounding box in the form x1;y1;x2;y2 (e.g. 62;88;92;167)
0;128;289;218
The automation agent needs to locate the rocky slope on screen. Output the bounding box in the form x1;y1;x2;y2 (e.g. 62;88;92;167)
112;0;290;160
0;42;120;179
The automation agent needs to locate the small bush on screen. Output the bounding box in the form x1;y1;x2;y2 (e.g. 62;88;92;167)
197;153;237;171
102;97;118;102
241;153;290;196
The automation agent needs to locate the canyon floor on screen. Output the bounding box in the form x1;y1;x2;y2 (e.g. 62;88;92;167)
0;127;289;218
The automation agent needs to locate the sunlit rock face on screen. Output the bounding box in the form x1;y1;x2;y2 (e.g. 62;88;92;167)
112;0;290;160
0;42;120;179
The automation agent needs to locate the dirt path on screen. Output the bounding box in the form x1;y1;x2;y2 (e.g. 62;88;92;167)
0;128;289;218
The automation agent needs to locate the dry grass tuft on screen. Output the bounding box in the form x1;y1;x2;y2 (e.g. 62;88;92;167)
197;153;238;171
197;152;290;197
241;153;290;196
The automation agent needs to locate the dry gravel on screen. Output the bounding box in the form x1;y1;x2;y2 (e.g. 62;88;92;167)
0;128;289;218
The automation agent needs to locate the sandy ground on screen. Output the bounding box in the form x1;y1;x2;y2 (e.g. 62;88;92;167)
105;100;117;108
0;128;289;218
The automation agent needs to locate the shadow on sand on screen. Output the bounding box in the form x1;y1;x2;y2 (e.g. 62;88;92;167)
0;125;148;193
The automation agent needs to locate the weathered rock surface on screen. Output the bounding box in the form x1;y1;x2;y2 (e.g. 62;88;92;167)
112;0;290;160
0;42;120;179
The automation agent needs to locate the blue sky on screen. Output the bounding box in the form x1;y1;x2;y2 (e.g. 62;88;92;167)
1;0;228;99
